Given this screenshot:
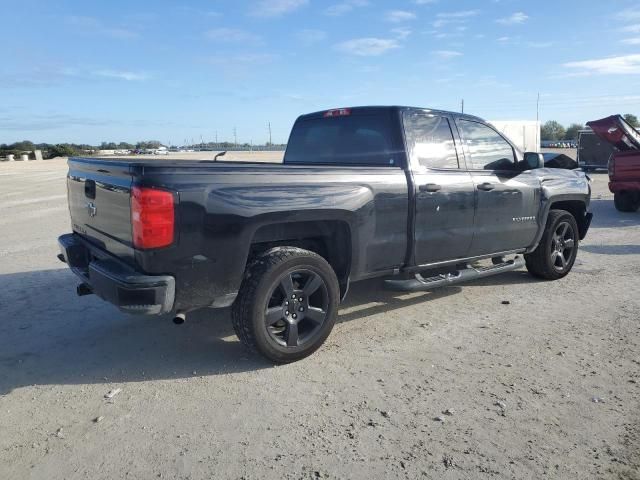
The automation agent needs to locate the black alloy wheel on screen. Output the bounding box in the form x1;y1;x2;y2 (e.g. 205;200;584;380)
264;269;329;348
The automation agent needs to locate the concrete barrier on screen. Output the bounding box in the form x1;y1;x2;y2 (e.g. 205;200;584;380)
7;154;15;161
34;150;43;161
20;154;29;161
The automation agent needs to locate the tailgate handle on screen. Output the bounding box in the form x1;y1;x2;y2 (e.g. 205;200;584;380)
84;179;96;199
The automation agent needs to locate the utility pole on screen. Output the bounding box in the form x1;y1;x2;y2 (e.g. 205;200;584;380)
268;121;272;146
215;131;218;148
536;92;540;151
233;127;237;148
461;99;464;114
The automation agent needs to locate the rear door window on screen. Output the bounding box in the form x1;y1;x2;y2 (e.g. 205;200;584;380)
284;114;398;166
403;113;459;169
458;120;516;171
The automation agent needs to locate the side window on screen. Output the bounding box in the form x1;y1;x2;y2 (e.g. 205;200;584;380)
403;113;459;169
458;120;516;170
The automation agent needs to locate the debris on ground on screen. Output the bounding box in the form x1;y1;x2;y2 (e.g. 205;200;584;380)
104;388;122;399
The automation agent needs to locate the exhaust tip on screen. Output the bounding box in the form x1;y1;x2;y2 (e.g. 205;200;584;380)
173;312;186;325
76;283;93;296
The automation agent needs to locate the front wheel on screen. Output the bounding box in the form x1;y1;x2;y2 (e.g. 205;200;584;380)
614;191;640;212
525;210;579;280
232;247;339;363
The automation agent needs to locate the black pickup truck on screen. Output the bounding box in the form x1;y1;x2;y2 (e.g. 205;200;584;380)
58;106;592;362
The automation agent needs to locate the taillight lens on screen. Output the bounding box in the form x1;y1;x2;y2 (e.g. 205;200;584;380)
131;187;175;249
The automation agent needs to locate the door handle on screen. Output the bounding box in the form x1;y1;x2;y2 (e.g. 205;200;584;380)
477;182;495;191
419;183;442;192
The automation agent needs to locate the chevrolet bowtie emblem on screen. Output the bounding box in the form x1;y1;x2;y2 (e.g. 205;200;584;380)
87;202;97;217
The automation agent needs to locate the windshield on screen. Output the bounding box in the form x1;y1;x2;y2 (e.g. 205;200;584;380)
284;113;399;166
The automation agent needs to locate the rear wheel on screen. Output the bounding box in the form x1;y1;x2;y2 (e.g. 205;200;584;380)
614;191;640;212
232;247;339;363
525;210;579;280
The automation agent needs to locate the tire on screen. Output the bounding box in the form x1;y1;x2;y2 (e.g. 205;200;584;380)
232;247;340;363
614;192;640;213
525;210;579;280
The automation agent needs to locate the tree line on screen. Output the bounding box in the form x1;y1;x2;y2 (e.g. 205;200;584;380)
541;113;639;142
0;140;286;159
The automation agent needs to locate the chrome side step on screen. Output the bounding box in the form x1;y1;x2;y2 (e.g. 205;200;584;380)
384;256;525;292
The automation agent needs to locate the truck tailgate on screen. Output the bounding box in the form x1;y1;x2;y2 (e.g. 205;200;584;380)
67;158;135;263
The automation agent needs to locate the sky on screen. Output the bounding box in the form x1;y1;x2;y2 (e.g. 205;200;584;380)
1;0;640;145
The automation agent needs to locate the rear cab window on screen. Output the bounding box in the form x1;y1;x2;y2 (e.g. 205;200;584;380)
284;110;401;166
402;113;460;169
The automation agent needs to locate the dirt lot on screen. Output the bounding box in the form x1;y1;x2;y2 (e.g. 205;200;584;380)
0;159;638;480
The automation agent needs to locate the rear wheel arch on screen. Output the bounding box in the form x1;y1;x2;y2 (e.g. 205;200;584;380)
247;220;352;298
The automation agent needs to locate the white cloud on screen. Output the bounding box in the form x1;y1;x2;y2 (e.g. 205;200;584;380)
204;28;261;44
335;37;400;56
92;70;148;81
622;37;640;45
414;0;437;4
432;50;462;59
563;54;640;75
621;24;640;33
614;8;640;22
497;36;510;42
496;12;528;25
437;10;479;19
386;10;416;23
249;0;308;17
325;0;368;16
391;27;412;40
433;10;479;28
296;29;327;44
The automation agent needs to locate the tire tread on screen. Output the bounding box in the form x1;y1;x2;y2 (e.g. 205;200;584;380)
525;209;578;280
231;247;332;359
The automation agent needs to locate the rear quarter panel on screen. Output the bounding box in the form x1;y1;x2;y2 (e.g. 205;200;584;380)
135;164;409;310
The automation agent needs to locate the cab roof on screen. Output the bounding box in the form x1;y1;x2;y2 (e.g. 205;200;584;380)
298;105;485;123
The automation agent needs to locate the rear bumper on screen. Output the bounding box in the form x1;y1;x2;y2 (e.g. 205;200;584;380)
58;233;175;315
609;181;640;193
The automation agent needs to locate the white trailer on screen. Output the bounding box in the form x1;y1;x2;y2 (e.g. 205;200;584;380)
489;120;541;153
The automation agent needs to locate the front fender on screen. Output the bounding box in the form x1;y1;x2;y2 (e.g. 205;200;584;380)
526;170;591;252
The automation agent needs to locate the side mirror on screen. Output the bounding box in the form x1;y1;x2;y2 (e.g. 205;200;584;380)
523;152;544;170
214;151;227;161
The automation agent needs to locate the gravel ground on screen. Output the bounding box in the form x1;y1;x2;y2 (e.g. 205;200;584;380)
0;159;638;480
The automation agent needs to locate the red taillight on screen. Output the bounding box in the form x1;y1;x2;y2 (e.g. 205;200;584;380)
324;108;351;118
131;187;175;249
